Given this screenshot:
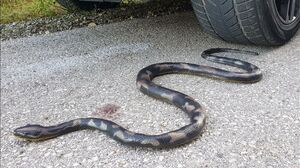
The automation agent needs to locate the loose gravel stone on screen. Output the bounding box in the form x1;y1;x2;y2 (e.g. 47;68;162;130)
88;22;97;27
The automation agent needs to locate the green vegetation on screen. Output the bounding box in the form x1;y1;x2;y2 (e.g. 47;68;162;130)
0;0;161;24
0;0;67;23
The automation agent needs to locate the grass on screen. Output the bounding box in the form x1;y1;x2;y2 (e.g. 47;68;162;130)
0;0;67;23
0;0;156;24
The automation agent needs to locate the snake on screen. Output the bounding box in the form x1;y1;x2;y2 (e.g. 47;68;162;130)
14;48;262;148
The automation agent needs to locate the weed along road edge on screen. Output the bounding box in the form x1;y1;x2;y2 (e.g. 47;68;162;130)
1;12;300;168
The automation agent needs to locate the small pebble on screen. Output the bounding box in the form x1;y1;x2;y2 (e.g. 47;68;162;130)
88;22;97;27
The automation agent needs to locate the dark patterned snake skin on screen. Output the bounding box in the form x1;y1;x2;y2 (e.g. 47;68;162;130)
14;48;262;148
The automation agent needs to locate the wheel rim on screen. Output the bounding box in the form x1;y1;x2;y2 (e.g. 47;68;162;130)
274;0;300;24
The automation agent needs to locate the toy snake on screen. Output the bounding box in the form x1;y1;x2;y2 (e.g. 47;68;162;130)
14;48;262;148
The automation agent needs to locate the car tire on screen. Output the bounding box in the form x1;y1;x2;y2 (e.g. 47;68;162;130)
191;0;300;46
56;0;120;11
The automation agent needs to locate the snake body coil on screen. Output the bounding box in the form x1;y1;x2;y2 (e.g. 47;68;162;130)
14;48;262;148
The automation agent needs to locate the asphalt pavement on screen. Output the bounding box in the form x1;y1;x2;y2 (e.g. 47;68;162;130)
1;12;300;168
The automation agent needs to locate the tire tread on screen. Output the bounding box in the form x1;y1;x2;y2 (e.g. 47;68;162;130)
191;0;272;45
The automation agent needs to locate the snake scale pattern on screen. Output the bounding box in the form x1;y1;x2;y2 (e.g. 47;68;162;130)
14;48;262;148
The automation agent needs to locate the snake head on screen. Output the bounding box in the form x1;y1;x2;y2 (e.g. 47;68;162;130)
14;124;45;141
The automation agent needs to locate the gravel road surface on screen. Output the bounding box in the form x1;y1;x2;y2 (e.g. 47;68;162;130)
1;12;300;168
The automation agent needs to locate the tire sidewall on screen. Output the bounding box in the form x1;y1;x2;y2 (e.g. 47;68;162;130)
257;0;300;44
